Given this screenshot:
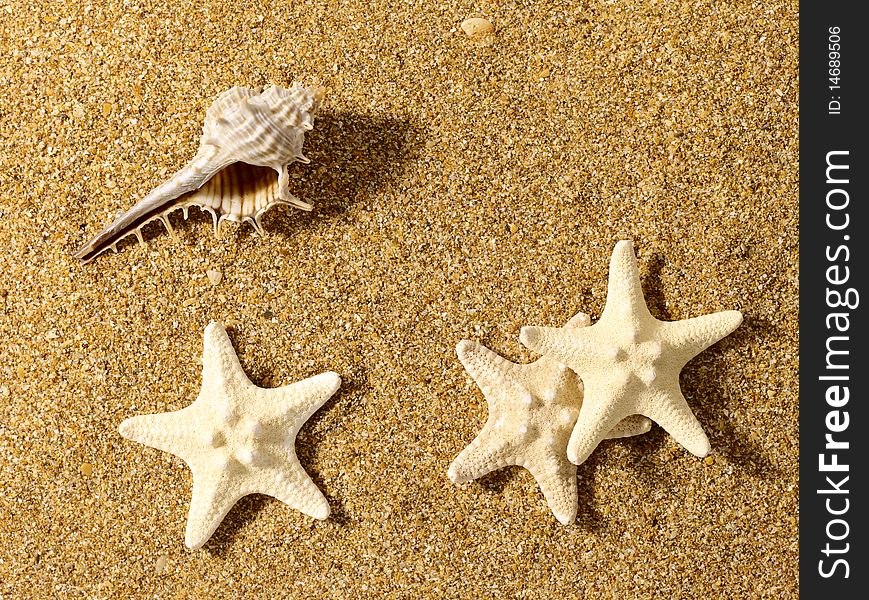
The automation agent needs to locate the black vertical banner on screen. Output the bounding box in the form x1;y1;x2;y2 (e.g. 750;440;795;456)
800;2;868;596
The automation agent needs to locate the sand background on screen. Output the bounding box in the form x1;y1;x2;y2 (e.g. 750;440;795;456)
1;0;798;597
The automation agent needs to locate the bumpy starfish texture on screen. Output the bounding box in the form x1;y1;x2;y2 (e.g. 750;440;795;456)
520;241;742;466
448;313;652;524
119;321;340;550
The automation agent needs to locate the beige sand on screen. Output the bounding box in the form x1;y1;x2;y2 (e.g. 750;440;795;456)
0;0;798;597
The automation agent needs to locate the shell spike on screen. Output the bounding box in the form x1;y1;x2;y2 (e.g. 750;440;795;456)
252;214;266;236
285;194;314;212
277;165;290;196
160;215;177;240
199;206;220;238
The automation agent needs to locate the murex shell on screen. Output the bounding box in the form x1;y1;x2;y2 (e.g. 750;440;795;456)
75;83;324;263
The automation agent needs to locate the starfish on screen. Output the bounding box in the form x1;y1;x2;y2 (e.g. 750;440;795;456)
448;312;652;524
520;240;742;466
119;321;340;550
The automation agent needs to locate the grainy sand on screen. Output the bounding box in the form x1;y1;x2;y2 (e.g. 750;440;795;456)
0;0;798;597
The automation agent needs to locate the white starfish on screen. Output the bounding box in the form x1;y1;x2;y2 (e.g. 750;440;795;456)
520;241;742;466
119;321;340;550
448;313;652;524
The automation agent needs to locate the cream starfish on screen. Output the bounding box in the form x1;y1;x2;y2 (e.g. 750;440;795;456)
448;313;652;524
520;240;742;466
119;321;340;549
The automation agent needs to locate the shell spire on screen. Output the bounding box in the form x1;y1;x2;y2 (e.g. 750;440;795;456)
75;83;324;263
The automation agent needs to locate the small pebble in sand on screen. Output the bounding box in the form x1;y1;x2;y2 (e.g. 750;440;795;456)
79;463;93;477
206;269;223;286
460;17;494;39
101;102;114;117
704;456;715;466
154;555;168;574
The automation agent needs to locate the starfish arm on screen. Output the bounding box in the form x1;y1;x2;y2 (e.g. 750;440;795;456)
259;462;330;520
566;383;633;465
184;469;242;550
118;409;199;459
447;426;513;483
260;371;341;425
604;414;653;439
640;389;710;457
599;240;653;323
519;326;596;372
456;340;523;407
563;312;591;330
660;310;743;362
524;456;578;525
201;321;254;389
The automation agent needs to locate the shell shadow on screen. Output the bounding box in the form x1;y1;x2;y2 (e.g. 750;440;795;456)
262;109;423;237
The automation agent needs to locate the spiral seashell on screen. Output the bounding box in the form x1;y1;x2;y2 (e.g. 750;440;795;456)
75;83;324;263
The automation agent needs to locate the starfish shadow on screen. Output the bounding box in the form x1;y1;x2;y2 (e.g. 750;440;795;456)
620;429;681;524
640;252;673;321
572;429;671;532
620;425;672;481
259;110;423;239
298;370;371;528
205;494;274;555
684;314;781;479
574;455;605;530
472;466;523;495
638;254;779;479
